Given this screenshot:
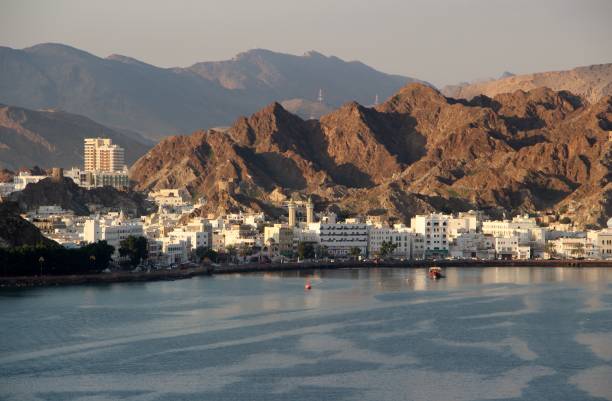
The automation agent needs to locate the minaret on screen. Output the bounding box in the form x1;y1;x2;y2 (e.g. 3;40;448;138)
318;88;324;103
288;200;297;227
374;94;379;106
306;196;314;224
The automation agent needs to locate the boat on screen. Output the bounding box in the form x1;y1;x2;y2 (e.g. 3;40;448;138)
428;266;445;279
305;280;312;290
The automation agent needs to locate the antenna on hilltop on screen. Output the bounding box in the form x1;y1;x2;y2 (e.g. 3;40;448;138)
317;88;324;104
374;94;379;106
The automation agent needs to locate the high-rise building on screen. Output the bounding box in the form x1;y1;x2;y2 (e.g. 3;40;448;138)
84;138;125;172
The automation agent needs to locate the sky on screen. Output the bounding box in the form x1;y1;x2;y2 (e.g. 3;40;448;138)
1;0;611;87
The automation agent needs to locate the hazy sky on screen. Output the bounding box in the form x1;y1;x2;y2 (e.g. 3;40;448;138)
1;0;611;86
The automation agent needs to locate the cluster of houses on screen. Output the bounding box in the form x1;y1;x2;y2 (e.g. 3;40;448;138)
6;137;612;267
19;187;612;267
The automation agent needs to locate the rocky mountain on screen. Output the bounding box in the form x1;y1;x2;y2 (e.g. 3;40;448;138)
8;177;154;216
187;49;415;108
0;104;151;170
130;83;612;228
0;201;57;248
442;63;612;104
0;44;420;140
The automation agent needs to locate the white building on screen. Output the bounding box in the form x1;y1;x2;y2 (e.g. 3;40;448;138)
264;224;294;255
84;138;125;172
160;237;190;265
13;171;48;191
222;224;259;249
587;218;612;259
368;225;414;258
494;236;520;259
312;221;369;257
482;215;545;244
449;232;495;259
149;189;190;207
83;211;144;258
447;211;483;239
548;237;598;259
410;213;451;258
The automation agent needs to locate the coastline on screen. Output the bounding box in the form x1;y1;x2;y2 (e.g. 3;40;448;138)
2;259;612;289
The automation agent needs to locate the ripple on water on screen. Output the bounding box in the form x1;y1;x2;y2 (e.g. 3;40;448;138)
576;332;612;361
570;365;612;401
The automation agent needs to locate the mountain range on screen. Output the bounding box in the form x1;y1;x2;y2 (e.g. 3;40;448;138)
0;104;151;170
442;63;612;104
0;44;420;140
130;82;612;228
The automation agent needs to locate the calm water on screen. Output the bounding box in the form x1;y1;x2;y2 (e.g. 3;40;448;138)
1;267;611;401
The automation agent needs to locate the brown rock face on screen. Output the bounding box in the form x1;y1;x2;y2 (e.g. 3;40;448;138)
130;83;612;227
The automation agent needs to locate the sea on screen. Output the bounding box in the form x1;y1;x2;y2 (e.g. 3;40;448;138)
1;267;611;401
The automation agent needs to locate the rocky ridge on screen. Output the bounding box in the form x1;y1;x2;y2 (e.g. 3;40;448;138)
130;83;612;227
442;63;612;104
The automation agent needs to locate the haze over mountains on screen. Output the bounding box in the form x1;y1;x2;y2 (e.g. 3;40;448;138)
0;43;419;140
131;83;612;228
443;63;612;104
0;104;150;170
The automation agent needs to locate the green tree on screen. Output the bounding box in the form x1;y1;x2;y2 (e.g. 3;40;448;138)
297;242;315;260
119;236;148;267
226;245;237;264
560;217;572;224
379;241;398;259
349;247;362;260
194;246;218;263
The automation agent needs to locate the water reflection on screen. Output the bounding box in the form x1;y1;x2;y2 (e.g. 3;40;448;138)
268;266;612;291
0;267;611;401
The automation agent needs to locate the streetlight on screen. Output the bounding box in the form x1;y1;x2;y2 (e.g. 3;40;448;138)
38;256;45;276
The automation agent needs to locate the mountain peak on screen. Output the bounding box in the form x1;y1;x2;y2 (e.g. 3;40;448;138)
23;42;98;59
106;54;152;67
303;50;326;58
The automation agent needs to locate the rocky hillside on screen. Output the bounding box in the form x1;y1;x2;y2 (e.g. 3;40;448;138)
0;201;57;248
0;104;151;170
130;83;611;228
0;44;420;139
443;63;612;104
8;177;154;216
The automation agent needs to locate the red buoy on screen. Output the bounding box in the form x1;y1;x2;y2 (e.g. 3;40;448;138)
305;280;312;290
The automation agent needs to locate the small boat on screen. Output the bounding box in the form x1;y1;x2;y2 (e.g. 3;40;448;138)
428;266;445;279
305;280;312;290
